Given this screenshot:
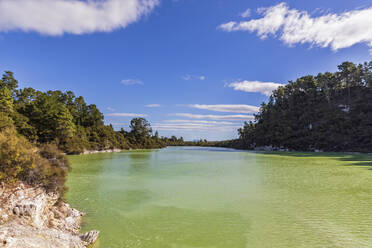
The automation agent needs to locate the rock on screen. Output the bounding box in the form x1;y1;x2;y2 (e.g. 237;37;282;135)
12;208;20;216
80;230;99;244
0;183;98;248
13;204;36;217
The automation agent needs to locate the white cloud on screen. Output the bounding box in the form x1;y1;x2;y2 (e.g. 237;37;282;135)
145;104;161;107
152;121;241;131
0;0;159;36
107;107;115;112
165;120;235;125
219;2;372;52
189;104;259;114
241;8;251;18
182;75;206;81
121;79;143;85
152;124;241;131
227;80;283;96
106;113;147;117
171;113;254;120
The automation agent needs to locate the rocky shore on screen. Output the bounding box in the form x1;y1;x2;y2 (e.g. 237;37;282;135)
82;148;121;155
0;183;98;248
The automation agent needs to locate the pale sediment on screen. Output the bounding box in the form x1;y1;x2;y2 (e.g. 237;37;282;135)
0;183;98;248
82;149;121;155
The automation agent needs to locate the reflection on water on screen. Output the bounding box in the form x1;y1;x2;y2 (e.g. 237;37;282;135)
67;147;372;248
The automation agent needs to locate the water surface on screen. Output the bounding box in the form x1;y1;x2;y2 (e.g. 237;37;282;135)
66;147;372;248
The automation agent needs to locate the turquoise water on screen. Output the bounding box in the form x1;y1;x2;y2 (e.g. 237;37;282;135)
66;147;372;248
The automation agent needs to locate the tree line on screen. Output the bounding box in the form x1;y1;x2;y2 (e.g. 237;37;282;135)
226;61;372;152
0;71;177;195
0;71;171;154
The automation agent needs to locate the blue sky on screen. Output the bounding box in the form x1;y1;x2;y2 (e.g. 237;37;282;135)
0;0;371;140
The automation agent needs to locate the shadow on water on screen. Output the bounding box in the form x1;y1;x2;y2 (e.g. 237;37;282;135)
168;147;372;169
261;151;372;169
174;146;246;153
339;155;372;169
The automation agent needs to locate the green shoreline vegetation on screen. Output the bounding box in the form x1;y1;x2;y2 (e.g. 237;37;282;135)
230;61;372;152
0;71;172;154
0;71;174;196
1;60;372;196
174;61;372;153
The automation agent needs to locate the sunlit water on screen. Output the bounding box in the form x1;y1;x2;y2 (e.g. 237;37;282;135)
66;147;372;248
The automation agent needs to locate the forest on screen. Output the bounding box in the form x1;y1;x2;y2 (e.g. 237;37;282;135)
0;71;172;194
2;60;372;195
227;61;372;152
0;71;171;154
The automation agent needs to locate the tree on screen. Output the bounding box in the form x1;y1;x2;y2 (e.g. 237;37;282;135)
0;70;168;153
233;61;372;152
129;118;152;144
0;71;18;94
0;87;14;115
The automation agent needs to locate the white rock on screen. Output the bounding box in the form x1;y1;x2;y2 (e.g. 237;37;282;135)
0;183;98;248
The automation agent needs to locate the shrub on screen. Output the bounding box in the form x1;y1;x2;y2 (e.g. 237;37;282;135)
0;126;70;197
38;143;70;195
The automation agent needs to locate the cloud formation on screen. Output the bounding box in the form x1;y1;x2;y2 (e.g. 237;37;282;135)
227;80;283;96
182;75;206;81
106;113;147;117
165;120;235;125
152;120;241;132
121;79;144;85
219;3;372;52
171;113;254;120
189;104;259;114
145;104;161;107
152;123;241;131
0;0;159;36
241;8;251;18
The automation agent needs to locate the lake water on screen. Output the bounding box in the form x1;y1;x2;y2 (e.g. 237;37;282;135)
66;147;372;248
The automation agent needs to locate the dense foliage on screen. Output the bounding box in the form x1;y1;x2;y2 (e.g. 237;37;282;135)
0;113;69;196
0;71;169;194
0;71;167;154
233;61;372;152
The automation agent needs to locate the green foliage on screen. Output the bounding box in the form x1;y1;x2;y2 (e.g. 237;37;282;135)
0;71;167;154
0;126;69;196
38;143;70;194
0;87;14;115
233;61;372;152
0;113;14;130
0;70;178;197
18;92;76;143
0;71;18;94
0;127;36;183
128;118;153;147
11;111;38;142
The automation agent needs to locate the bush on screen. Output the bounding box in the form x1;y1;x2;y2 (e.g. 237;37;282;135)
38;143;70;195
0;113;13;131
0;127;37;184
0;126;70;197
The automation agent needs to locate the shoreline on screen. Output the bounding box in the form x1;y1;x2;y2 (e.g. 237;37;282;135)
224;146;372;155
0;183;99;248
82;148;122;155
69;148;164;155
168;145;372;155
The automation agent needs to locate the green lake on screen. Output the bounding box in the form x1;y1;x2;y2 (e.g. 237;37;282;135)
66;147;372;248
